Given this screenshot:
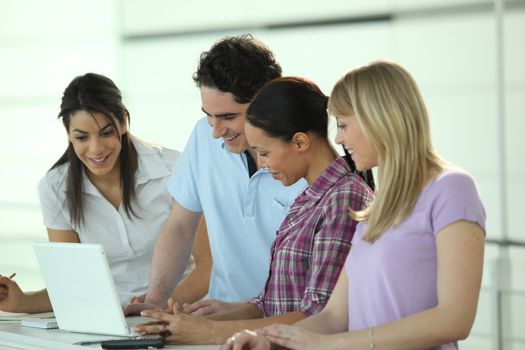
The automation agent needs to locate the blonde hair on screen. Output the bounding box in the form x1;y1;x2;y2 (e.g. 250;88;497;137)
328;60;445;242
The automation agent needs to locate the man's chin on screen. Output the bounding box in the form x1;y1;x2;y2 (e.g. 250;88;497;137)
224;144;247;154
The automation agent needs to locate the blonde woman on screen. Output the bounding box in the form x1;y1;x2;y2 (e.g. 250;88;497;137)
223;61;485;350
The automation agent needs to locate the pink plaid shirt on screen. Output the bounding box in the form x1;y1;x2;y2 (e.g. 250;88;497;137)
251;157;373;316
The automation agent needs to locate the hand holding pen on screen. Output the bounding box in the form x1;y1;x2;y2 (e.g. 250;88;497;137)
0;272;27;313
0;273;16;300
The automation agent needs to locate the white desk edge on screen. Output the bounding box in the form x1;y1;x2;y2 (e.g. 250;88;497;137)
0;322;220;350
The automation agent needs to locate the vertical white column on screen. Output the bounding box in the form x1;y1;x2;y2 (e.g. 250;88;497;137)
491;0;511;349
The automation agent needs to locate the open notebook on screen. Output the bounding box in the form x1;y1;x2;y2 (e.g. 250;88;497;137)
33;242;152;336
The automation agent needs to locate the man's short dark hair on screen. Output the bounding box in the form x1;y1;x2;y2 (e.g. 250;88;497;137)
192;34;282;103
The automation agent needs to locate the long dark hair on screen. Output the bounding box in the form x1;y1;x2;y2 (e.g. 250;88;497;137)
246;77;375;190
52;73;138;226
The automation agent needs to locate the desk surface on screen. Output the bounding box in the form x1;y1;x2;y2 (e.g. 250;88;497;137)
0;321;220;350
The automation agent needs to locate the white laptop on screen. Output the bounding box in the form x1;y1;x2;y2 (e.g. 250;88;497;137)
33;242;152;336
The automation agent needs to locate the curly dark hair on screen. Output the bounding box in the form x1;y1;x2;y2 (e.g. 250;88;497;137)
192;34;282;103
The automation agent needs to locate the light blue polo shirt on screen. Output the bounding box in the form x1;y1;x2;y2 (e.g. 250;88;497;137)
168;118;307;302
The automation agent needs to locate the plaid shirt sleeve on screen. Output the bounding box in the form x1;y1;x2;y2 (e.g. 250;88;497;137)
249;290;265;312
300;179;371;315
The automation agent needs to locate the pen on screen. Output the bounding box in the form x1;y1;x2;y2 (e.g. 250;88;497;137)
73;339;112;345
8;273;16;279
73;337;139;345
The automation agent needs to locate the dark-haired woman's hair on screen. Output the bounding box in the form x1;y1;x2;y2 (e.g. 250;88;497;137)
246;77;375;190
192;34;282;103
343;149;375;191
52;73;138;226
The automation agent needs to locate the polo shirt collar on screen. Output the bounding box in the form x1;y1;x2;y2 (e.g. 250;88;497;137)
217;138;269;176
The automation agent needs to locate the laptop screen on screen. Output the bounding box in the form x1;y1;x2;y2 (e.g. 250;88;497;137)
33;242;133;336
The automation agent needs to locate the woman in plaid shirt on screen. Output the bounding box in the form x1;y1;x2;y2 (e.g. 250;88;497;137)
137;77;374;344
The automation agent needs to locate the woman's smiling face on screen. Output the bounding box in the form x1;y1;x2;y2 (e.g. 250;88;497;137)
244;122;305;186
334;113;378;171
68;110;126;177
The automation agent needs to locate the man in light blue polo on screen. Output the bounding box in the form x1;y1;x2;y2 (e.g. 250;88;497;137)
124;34;306;315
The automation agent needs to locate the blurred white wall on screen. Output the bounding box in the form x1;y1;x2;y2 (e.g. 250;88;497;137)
1;0;524;348
0;0;120;295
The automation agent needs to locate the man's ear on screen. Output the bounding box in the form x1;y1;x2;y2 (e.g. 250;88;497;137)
291;132;311;153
